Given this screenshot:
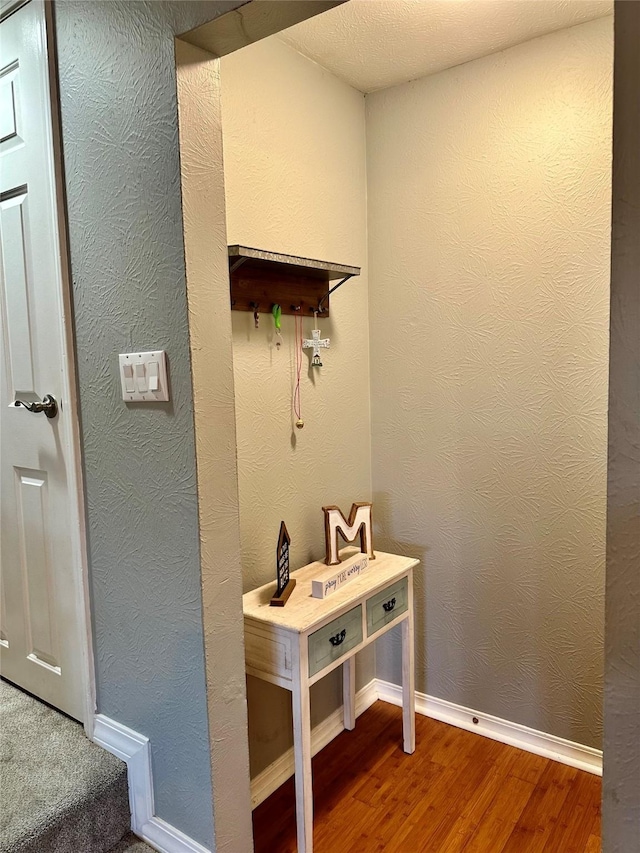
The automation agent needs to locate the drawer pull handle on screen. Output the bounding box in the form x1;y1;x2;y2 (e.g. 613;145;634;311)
329;628;347;647
382;597;396;613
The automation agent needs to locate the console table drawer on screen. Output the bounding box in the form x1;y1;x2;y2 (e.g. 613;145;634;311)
308;605;363;677
366;576;409;636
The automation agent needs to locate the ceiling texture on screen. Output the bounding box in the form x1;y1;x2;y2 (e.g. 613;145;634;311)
279;0;613;93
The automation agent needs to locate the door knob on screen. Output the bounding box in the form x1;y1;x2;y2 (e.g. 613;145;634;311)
13;394;59;419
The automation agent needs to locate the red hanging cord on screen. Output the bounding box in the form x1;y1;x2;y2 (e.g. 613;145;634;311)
293;313;303;425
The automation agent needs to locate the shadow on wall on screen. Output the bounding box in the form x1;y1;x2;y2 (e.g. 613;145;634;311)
373;488;430;688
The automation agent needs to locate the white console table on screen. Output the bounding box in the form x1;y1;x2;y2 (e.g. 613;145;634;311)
243;549;418;853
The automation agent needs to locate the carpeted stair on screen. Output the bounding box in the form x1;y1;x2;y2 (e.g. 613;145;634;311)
107;833;154;853
0;679;153;853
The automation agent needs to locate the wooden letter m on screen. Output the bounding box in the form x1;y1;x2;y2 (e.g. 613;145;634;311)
322;502;375;566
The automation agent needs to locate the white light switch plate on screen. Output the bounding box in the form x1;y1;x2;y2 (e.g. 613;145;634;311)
119;351;169;402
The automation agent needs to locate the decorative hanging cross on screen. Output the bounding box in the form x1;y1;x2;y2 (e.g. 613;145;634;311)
303;327;330;367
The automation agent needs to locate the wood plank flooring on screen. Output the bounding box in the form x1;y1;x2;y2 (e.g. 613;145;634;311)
252;701;601;853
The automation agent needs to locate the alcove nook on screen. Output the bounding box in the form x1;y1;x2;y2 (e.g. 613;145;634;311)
177;0;613;847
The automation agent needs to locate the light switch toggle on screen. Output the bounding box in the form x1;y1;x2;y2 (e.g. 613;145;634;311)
123;363;135;393
118;351;169;402
135;362;146;392
147;362;159;392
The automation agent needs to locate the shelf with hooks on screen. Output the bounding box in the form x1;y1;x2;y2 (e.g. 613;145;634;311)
228;245;360;318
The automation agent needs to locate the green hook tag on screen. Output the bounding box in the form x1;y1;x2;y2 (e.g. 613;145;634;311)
272;304;282;331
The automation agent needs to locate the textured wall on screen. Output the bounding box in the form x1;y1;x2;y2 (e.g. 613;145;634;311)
220;37;372;777
53;1;246;846
175;41;253;853
603;2;640;848
366;19;612;747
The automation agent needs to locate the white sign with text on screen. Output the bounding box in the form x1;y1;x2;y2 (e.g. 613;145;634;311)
311;552;370;599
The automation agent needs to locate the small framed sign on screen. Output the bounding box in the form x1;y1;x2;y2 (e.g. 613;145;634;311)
270;521;296;607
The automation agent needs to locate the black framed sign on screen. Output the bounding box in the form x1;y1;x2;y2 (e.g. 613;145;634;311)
270;521;296;606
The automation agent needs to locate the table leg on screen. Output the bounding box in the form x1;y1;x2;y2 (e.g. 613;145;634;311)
292;667;313;852
401;608;415;754
343;656;356;731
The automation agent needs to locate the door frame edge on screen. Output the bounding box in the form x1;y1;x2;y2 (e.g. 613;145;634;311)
44;0;96;734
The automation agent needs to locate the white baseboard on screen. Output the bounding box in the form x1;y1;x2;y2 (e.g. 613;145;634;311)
375;678;603;776
93;714;210;853
250;678;379;808
141;817;210;853
93;715;154;832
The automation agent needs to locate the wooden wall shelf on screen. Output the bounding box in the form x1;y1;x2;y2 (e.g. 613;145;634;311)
228;246;360;318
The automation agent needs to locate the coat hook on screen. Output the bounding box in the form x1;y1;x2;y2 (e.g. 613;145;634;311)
250;301;260;328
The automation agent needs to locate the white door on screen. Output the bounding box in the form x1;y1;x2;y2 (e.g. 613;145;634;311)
0;0;90;722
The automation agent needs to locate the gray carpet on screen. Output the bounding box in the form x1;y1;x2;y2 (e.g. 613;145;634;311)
106;833;154;853
0;679;131;853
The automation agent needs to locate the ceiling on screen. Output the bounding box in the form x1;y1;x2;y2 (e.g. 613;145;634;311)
279;0;613;93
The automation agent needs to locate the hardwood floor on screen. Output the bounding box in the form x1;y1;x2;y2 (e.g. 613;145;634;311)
252;701;601;853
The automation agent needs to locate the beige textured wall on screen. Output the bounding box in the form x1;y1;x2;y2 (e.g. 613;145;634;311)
220;37;372;777
366;18;612;747
176;41;253;852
